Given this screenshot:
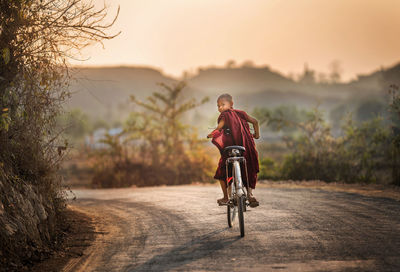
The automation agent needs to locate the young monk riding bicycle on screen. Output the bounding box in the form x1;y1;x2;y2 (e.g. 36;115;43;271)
207;93;260;207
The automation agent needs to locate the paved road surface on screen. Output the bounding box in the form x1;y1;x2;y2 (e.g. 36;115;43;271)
64;185;400;271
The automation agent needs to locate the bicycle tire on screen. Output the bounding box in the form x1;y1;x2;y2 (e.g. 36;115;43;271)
227;204;236;228
227;205;232;228
238;195;245;237
242;196;247;212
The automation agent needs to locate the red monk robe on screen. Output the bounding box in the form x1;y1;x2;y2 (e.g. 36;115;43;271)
212;109;259;189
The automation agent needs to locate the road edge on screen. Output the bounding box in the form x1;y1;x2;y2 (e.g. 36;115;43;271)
30;205;97;272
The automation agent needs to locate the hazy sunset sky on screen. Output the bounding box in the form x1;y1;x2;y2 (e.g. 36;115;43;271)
72;0;400;81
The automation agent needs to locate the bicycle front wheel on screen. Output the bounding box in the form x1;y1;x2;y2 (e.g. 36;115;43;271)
238;195;245;237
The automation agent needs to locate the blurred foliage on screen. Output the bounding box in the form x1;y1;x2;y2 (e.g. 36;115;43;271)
0;0;118;186
90;82;213;188
389;85;400;185
257;95;399;184
56;109;110;145
355;99;386;123
298;64;316;85
254;105;309;133
57;109;91;141
329;98;388;133
280;114;390;183
0;0;118;269
258;157;281;180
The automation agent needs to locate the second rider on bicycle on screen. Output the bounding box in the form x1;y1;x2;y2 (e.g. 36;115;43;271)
207;93;260;207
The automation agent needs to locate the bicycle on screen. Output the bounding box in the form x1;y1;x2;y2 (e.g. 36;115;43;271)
222;145;249;237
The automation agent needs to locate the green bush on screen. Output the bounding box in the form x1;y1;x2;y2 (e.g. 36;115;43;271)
389;85;400;185
259;157;281;180
257;102;396;184
280;116;391;183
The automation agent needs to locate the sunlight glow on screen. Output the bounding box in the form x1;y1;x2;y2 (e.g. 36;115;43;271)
71;0;400;81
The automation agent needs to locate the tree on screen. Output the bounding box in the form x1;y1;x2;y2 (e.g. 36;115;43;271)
0;1;119;268
225;59;236;68
241;60;255;68
253;105;309;133
128;82;209;166
120;81;211;186
0;0;120;171
90;81;213;188
298;63;316;84
328;60;342;83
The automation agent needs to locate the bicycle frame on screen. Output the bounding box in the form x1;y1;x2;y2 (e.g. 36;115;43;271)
226;157;249;199
225;152;249;237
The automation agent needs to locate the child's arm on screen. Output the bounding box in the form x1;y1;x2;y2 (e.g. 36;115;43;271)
246;114;260;139
207;119;225;138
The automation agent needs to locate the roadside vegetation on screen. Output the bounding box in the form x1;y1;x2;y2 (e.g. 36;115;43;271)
64;84;400;188
0;0;118;270
88;81;213;188
255;85;400;185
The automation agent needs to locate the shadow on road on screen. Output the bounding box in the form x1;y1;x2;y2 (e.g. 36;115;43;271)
127;228;241;272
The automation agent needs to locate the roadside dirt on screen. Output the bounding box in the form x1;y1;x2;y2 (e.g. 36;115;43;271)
30;207;96;272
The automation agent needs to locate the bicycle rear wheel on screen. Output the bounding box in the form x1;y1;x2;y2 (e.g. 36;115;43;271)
227;203;236;228
238;195;245;237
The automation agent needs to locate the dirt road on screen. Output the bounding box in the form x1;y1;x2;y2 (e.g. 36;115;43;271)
64;185;400;271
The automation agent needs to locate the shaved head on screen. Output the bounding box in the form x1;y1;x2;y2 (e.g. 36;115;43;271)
217;93;233;103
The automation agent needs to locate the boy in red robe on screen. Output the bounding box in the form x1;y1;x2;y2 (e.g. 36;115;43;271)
207;93;260;207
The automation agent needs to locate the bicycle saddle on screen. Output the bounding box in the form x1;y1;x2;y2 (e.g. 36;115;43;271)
224;145;245;157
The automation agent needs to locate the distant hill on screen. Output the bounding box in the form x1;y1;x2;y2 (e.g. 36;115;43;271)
66;62;400;127
66;66;177;122
188;66;296;95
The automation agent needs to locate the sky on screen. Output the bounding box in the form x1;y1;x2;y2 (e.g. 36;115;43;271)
71;0;400;81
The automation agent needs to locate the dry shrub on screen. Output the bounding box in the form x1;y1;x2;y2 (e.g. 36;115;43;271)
90;82;213;188
0;0;118;269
